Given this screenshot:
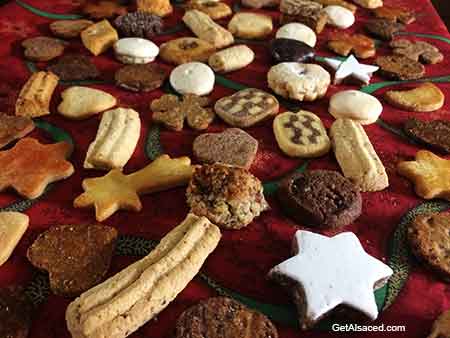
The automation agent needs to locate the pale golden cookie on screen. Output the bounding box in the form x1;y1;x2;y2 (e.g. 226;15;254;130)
186;1;232;20
137;0;173;17
228;12;273;39
208;45;255;73
81;20;118;56
313;0;356;13
159;37;216;65
0;212;29;267
352;0;382;9
384;82;444;112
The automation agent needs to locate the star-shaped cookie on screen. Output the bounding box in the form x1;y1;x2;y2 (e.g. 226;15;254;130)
397;150;450;200
323;55;379;85
269;230;393;329
0;138;74;199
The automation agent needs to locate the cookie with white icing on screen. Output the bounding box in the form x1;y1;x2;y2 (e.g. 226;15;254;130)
324;5;355;29
329;90;382;124
170;62;215;96
276;23;317;47
113;38;159;64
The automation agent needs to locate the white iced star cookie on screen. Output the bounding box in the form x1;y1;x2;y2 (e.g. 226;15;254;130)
268;230;393;330
323;55;379;85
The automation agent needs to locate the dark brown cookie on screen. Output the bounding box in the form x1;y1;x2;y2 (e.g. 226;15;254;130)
49;19;94;39
0;113;35;149
0;287;32;338
82;0;128;19
277;170;362;228
114;11;163;38
270;38;315;63
22;36;67;62
408;212;450;281
48;54;100;81
375;55;425;80
115;63;167;92
365;19;404;40
27;224;118;296
175;297;279;338
193;128;258;169
404;118;450;154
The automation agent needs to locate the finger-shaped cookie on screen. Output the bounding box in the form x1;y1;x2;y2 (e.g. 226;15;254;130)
84;108;141;170
208;45;255;73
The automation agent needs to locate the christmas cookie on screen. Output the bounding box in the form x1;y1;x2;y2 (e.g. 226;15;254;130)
170;62;215;96
159;37;216;65
114;11;163;38
113;37;159;64
0;212;29;267
115;63;168;92
323;55;379;85
81;19;119;56
48;54;100;81
0;113;34;149
0;287;32;338
270;38;315;63
373;5;415;24
384;82;444;112
22;36;67;62
375;55;425;80
329;90;382;125
404;118;450;154
186;1;232;20
327;33;376;59
280;0;328;34
324;5;355;29
208;45;255;73
276;22;317;47
365;19;404;40
228;12;273;39
390;39;444;64
137;0;172;17
49;19;94;39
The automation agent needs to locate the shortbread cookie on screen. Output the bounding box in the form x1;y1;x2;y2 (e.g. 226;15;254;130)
280;0;328;33
352;0;382;9
58;86;117;120
75;155;193;221
373;5;415;24
137;0;173;17
114;37;159;64
409;212;450;280
274;110;330;158
193;128;258;168
0;138;74;199
313;0;356;13
384;82;444;112
159;37;216;65
66;213;221;338
327;33;375;59
428;310;450;338
48;54;100;81
404;118;450;154
329;90;382;125
208;45;255;73
242;0;279;8
215;88;279;127
183;10;234;48
278;170;361;228
0;212;29;266
16;71;59;118
324;5;355;28
0;287;32;338
50;19;94;38
81;19;119;56
115;63;167;92
228;12;273;39
390;39;443;64
270;38;315;63
268;62;330;101
22;36;66;62
187;164;268;229
0;113;34;149
276;22;317;47
269;230;393;329
365;19;403;40
330;118;389;192
82;0;127;19
323;55;379;85
176;297;279;338
27;224;118;296
84;108;141;170
170;62;215;96
186;1;232;20
375;55;425;80
397;150;450;200
114;11;163;38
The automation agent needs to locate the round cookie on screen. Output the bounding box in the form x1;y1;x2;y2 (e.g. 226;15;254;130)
49;19;94;39
277;170;362;228
22;36;67;62
114;11;163;38
159;37;216;65
175;297;279;338
324;5;355;29
228;12;273;39
329;90;382;125
48;54;99;81
276;22;317;47
408;212;450;281
270;38;315;63
375;55;425;80
113;37;159;64
115;64;168;92
267;62;330;101
170;62;215;96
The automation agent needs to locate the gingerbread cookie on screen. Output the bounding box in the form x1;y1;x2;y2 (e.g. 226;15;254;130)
22;36;67;62
0;287;32;338
0;212;29;267
373;5;415;24
215;88;279;127
48;54;100;81
280;0;328;33
137;0;173;17
186;1;232;20
365;19;404;40
390;39;444;64
0;113;34;149
114;11;163;38
159;37;216;65
115;63;167;92
81;19;119;56
327;33;375;59
228;12;273;39
404;118;450;154
385;82;444;112
82;0;127;19
375;55;425;80
49;19;94;39
428;310;450;338
151;94;214;131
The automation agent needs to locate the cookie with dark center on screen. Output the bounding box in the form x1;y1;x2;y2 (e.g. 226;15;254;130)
404;118;450;154
115;63;167;92
48;54;100;81
0;287;32;338
270;38;315;63
277;170;362;228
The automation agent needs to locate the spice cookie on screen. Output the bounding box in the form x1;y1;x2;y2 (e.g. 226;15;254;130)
193;128;258;168
82;0;127;19
228;12;273;39
22;36;67;62
115;63;167;92
373;5;415;24
48;54;100;81
270;38;315;63
242;0;279;8
0;212;29;267
137;0;173;17
327;33;375;59
170;62;215;96
428;310;450;338
276;22;317;47
187;164;269;229
329;90;382;125
278;170;362;228
324;5;355;29
81;19;119;56
267;62;330;101
208;45;255;73
384;82;444;112
352;0;382;9
280;0;328;34
114;11;163;38
113;37;159;64
49;19;94;39
408;212;450;280
0;113;34;149
214;88;279;128
0;287;32;338
375;55;425;80
365;19;404;40
159;37;216;65
403;118;450;154
175;297;279;338
186;1;232;20
390;39;444;64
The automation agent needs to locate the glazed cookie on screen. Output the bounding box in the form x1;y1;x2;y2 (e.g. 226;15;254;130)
22;36;66;62
267;62;330;101
208;45;255;73
329;90;382;125
113;37;159;64
323;55;379;85
273;110;330;158
270;38;315;63
324;5;355;29
49;19;94;38
327;33;376;59
170;62;215;96
81;19;119;56
48;54;100;81
137;0;173;17
278;170;362;228
375;55;425;80
276;22;317;47
228;12;273;39
404;118;450;154
114;11;164;38
384;82;444;112
115;63;168;92
365;19;404;40
159;37;216;65
390;39;443;64
186;0;232;20
280;0;328;34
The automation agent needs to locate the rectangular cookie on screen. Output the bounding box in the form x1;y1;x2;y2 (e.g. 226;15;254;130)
66;213;221;338
280;0;328;33
330;118;389;192
0;212;29;266
81;19;118;56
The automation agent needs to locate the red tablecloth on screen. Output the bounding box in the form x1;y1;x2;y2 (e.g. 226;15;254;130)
0;0;449;337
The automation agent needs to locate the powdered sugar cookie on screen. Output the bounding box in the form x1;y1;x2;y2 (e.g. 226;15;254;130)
170;62;215;96
276;22;317;47
329;90;382;124
113;37;159;64
324;5;355;28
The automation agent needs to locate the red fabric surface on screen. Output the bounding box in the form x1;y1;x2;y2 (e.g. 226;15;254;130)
0;0;449;337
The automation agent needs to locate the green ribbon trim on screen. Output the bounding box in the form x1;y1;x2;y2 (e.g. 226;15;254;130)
396;31;450;45
15;0;83;19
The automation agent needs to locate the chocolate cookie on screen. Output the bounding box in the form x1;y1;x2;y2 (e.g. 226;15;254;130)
115;63;167;92
48;54;99;81
0;287;32;338
278;170;362;228
270;38;315;63
375;55;425;80
365;19;404;40
114;11;163;38
22;36;67;62
404;118;450;154
175;297;279;338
